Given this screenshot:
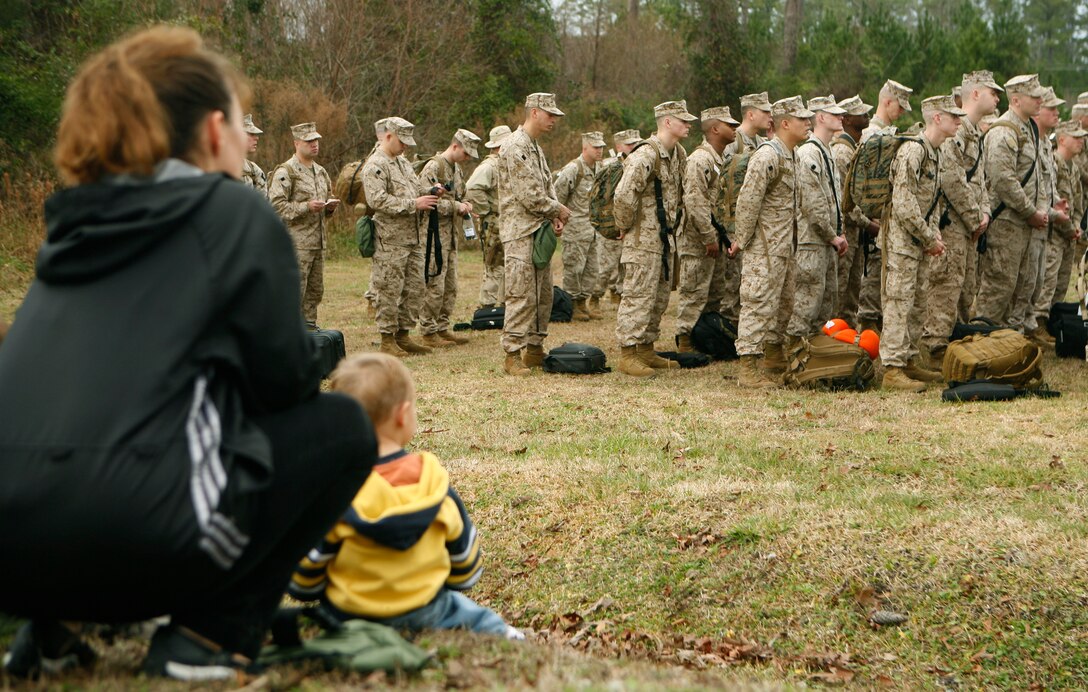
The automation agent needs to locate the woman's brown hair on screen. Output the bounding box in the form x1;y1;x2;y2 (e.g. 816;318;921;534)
54;26;250;185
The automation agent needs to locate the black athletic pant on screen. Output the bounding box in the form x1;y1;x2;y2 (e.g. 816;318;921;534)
0;392;376;659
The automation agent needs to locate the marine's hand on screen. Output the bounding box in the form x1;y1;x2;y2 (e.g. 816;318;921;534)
415;195;439;211
831;236;849;257
705;242;720;258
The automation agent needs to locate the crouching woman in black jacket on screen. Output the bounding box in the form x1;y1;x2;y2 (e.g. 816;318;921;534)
0;26;376;680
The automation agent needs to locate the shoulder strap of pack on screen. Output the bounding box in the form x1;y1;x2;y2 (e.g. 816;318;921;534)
802;139;843;234
347;161;365;205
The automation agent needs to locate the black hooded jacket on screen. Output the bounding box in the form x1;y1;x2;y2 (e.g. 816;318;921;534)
0;166;322;476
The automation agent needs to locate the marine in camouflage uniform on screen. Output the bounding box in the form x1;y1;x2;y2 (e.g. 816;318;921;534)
920;72;1001;358
465;125;511;308
858;79;915;332
555;131;605;320
497;93;570;376
418;128;482;347
880;95;963;391
361;117;436;357
595;129;641;304
831;95;874;325
1034;121;1086;325
784;96;849;342
241;114;267;195
268;122;336;327
675;107;739;351
973;75;1052;334
1073;98;1088;259
733;96;813;387
614;100;695;377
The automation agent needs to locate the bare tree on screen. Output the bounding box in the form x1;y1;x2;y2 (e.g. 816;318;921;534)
782;0;804;71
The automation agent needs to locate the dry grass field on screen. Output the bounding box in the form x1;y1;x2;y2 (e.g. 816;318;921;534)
2;232;1087;690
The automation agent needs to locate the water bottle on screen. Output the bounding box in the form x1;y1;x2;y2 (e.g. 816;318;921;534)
463;214;477;240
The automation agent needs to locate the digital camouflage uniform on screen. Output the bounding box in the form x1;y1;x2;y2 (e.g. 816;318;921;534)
1035;122;1086;318
921;111;990;354
858;114;899;328
595;129;641;301
418;151;469;336
555;148;600;301
831;132;866;323
269;142;334;326
362;146;431;335
241;159;267;196
465;152;505;307
615;130;687;348
720;127;766;323
734;136;800;357
879;134;943;368
788;126;844;338
676;135;728;338
974;88;1047;331
497;122;563;354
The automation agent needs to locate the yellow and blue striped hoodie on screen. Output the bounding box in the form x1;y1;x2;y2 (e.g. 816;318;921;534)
288;449;482;619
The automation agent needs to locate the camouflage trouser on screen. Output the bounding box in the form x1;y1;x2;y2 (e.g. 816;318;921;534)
479;228;506;306
1033;231;1077;323
501;234;551;353
784;245;837;338
420;232;458;335
736;252;789;357
837;225;866;325
675;251;727;336
371;242;425;334
365;265;377;308
721;252;742;323
879;249;928;368
959;233;980;322
616;249;673;347
561;225;599;301
295;247;324;325
595;236;624;297
858;246;882;326
920;222;972;353
974;217;1032;329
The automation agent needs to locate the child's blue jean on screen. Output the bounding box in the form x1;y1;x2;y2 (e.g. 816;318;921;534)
375;589;508;635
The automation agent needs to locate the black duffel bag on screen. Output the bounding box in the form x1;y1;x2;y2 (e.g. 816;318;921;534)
542;342;609;374
689;312;738;360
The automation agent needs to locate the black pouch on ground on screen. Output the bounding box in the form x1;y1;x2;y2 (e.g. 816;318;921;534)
949;316;1003;342
1047;302;1087;359
470;306;505;330
542;342;609;374
656;351;712;368
941;380;1062;402
689;312;738;360
551;286;574;323
310;328;346;379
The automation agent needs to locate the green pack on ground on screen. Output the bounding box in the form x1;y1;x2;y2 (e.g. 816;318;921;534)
841;134;919;220
783;334;875;391
259;619;431;673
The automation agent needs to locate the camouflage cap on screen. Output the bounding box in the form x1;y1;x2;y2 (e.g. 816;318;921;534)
1054;120;1088;138
654;100;698;122
837;95;874;116
243;114;263;135
1078;92;1088;105
1005;74;1047;98
613;129;641;145
921;94;967;117
700;106;740;125
290;122;321;141
962;70;1003;93
740;92;772;112
384;116;416;146
454;128;482;158
808;95;847;115
581;131;606;148
485;125;511;149
882;80;914;112
771;96;815;119
525;92;564;116
1041;87;1065;108
1072;103;1088;118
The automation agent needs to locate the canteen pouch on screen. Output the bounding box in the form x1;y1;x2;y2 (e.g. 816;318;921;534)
532;220;558;269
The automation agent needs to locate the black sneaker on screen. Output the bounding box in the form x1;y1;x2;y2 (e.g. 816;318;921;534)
142;624;250;681
2;620;97;679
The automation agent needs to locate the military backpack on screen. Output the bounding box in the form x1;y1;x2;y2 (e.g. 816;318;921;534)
783;334;875;391
590;143;649;240
334;160;370;217
841;133;921;220
942;329;1043;389
716;141;785;236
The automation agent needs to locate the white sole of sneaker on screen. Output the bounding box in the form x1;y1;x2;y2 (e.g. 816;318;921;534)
164;661;238;681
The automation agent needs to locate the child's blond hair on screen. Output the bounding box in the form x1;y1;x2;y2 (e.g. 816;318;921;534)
330;353;415;427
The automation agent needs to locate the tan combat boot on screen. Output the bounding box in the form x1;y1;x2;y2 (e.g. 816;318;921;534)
503;350;530;376
609;291;621;305
618;345;655;378
422;332;449;348
763;343;787;374
882;366;926;392
438;329;470;345
737;355;776;389
1029;325;1055;346
395;330;433;355
380;333;408;358
587;296;603;320
676;334;694;353
904;357;943;383
572;298;591;322
523;344;546;368
637;343;678;369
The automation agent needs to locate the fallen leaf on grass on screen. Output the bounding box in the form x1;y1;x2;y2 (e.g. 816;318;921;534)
811;667;855;684
582;596;615;617
1049;455;1064;469
870;610;908;627
855;585;880;609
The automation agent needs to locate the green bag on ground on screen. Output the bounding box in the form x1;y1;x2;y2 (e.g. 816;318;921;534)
356;215;375;258
259;619;431;673
532;220;557;269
